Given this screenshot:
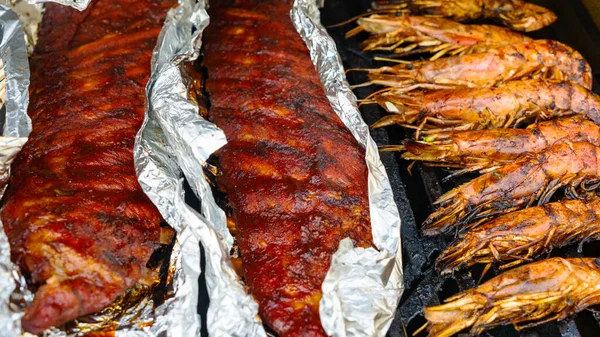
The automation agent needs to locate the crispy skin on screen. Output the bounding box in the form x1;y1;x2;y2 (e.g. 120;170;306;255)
203;2;372;336
0;0;174;333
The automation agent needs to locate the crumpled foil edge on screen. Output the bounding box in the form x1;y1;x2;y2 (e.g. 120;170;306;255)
291;1;404;336
140;0;267;336
0;5;30;337
24;0;87;11
126;0;212;335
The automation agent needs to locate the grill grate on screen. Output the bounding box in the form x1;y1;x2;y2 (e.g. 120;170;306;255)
320;1;600;337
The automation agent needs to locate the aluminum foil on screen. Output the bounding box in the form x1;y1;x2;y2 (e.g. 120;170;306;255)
0;5;30;337
117;1;210;335
0;1;42;53
133;0;263;336
291;1;403;336
0;0;211;336
143;0;267;335
25;0;86;10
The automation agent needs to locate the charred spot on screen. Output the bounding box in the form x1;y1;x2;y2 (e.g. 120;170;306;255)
579;59;588;73
113;66;126;75
509;52;526;61
146;234;175;270
103;251;126;267
513;218;539;231
95;212;137;227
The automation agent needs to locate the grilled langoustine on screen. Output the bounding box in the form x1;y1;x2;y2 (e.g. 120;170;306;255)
203;1;372;336
370;79;600;133
394;116;600;174
357;40;592;92
0;0;174;333
425;258;600;337
436;199;600;274
349;15;532;59
372;0;557;32
423;141;600;236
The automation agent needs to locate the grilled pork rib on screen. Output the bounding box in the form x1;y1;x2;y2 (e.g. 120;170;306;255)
203;1;373;336
0;0;174;333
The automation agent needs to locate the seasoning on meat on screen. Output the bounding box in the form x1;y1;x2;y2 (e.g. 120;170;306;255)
0;0;175;333
203;1;373;336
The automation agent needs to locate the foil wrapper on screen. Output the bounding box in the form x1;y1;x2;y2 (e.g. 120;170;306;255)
151;0;404;336
0;5;31;336
134;0;252;336
0;1;42;52
291;1;403;336
0;1;208;336
143;0;267;335
25;0;87;10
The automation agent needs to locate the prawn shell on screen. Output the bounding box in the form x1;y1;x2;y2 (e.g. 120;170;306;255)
436;199;600;274
425;258;600;337
402;116;600;173
423;141;600;236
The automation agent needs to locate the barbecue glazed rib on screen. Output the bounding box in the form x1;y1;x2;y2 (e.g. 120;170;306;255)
203;1;373;336
0;0;174;333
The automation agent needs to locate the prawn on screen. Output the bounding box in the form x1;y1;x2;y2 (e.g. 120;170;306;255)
424;258;600;337
349;15;532;59
356;40;592;92
423;141;600;236
393;116;600;174
372;0;557;32
369;79;600;134
436;199;600;274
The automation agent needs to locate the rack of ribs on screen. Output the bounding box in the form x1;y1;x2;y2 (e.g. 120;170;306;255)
0;0;175;333
203;1;373;336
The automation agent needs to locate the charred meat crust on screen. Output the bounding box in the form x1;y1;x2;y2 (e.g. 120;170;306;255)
203;1;373;336
0;0;175;333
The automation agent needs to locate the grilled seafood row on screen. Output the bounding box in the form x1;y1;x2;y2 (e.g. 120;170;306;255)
347;4;600;337
372;0;557;31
